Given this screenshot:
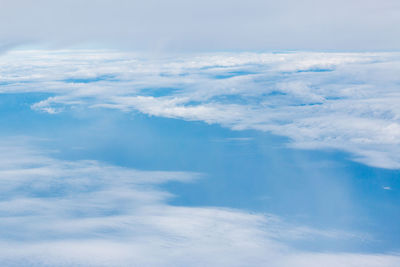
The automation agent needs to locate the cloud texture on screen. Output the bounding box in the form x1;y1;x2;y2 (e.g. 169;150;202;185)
0;138;399;266
1;50;400;168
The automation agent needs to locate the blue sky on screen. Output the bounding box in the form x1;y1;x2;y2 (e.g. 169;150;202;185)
0;49;399;266
1;0;400;265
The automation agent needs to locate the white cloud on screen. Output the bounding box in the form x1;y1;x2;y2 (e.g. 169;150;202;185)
0;138;398;266
1;50;399;169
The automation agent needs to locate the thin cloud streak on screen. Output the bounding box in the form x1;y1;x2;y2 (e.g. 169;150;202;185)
0;138;398;266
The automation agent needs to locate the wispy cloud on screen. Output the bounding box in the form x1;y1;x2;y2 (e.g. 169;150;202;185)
0;138;398;266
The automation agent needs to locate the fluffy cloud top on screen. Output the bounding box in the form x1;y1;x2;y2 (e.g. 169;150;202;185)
1;50;400;169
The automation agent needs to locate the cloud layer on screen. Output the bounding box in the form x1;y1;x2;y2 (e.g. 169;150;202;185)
0;138;399;266
1;50;400;169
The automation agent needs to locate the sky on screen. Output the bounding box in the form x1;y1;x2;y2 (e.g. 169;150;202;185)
1;1;400;267
1;0;400;51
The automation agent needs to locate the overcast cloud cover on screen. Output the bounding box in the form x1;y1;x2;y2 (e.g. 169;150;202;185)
1;0;400;51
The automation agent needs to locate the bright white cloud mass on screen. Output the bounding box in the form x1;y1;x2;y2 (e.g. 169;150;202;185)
1;50;400;168
0;138;398;266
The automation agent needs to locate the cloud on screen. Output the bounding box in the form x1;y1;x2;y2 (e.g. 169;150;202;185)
1;50;400;169
0;137;399;266
0;0;400;51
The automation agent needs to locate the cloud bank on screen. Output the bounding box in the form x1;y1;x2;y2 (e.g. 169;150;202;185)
1;50;400;169
0;138;399;266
